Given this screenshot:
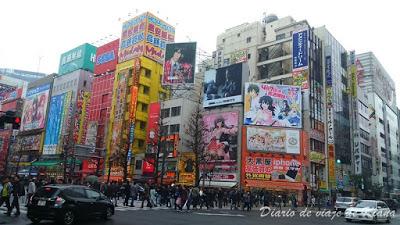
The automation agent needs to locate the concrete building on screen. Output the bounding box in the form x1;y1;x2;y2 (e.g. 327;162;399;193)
357;52;400;193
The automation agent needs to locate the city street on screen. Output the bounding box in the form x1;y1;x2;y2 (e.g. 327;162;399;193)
1;203;399;225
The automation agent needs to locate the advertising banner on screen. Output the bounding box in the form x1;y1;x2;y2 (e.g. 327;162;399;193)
230;49;248;64
111;70;128;153
162;42;196;85
328;144;336;186
146;102;160;151
21;84;51;131
18;134;42;151
85;122;98;147
59;43;97;75
177;152;196;186
292;29;308;71
43;92;72;155
144;12;175;63
203;63;243;108
244;83;302;128
119;13;147;63
94;39;119;75
74;91;91;144
246;127;300;154
143;153;155;176
292;69;309;90
325;56;332;86
203;111;238;184
309;151;325;163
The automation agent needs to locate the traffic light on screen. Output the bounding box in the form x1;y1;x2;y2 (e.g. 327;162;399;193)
0;110;21;129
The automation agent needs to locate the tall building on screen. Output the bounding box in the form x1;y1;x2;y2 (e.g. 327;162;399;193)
315;27;352;193
357;52;400;193
106;12;174;180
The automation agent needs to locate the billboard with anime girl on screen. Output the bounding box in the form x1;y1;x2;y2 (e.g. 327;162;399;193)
244;83;302;128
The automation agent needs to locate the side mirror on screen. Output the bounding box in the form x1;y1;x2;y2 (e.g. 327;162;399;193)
377;206;382;209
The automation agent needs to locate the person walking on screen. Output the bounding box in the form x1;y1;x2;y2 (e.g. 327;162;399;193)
123;180;131;206
26;178;36;207
141;183;152;208
130;182;138;207
191;186;199;209
10;176;22;216
0;176;12;216
243;191;252;211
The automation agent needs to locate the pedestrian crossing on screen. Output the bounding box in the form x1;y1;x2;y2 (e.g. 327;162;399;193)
115;205;171;211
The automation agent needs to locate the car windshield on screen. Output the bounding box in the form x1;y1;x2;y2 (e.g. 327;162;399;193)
35;187;59;198
337;197;352;202
355;201;376;208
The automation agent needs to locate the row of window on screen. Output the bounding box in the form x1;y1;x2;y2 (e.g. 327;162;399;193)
160;124;180;135
161;106;181;118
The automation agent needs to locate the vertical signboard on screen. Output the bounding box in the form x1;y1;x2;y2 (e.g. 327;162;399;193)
177;152;196;186
43;92;72;155
292;29;308;70
325;56;332;86
146;102;160;153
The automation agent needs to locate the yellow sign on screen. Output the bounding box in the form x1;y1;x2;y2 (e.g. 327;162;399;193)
310;151;325;163
177;152;196;186
349;65;357;97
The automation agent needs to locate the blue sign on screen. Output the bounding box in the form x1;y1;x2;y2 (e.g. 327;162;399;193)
292;29;308;70
43;93;67;154
326;56;332;86
26;83;51;97
96;50;115;65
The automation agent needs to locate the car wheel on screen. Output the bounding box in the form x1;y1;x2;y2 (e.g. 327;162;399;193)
373;216;378;224
345;218;352;222
386;216;391;223
30;218;41;224
62;210;75;225
103;207;113;220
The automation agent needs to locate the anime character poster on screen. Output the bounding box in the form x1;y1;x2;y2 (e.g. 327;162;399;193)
203;63;243;108
247;127;300;154
244;83;302;128
162;42;196;85
21;84;51;131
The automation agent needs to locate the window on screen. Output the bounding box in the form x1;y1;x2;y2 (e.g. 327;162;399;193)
276;33;285;40
161;108;170;118
171;106;181;117
143;86;150;95
83;80;87;87
360;129;370;141
140;121;147;129
237;33;240;37
101;94;108;103
160;125;168;135
85;189;100;200
380;133;385;138
222;38;225;43
135;160;142;170
170;124;180;134
247;54;251;59
100;109;107;120
64;188;86;198
138;139;145;148
144;68;151;78
246;37;251;43
141;103;148;112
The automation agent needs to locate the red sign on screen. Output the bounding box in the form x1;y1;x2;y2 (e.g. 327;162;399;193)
82;159;98;173
142;154;155;175
146;102;160;146
94;39;119;75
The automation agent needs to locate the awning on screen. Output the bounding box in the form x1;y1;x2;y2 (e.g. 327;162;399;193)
31;159;82;167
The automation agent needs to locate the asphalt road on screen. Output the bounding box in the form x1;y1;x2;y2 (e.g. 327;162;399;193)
2;205;399;225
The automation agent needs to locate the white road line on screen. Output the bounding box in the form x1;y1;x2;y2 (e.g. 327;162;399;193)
193;212;245;217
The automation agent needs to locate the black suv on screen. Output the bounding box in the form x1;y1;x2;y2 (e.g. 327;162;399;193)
27;185;114;225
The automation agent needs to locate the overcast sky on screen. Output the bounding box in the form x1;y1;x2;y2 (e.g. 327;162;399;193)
0;0;399;103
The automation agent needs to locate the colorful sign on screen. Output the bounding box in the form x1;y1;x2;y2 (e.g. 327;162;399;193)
309;151;325;163
17;134;42;151
246;127;300;154
292;29;308;70
162;42;196;85
111;70;128;154
59;43;97;75
292;69;309;90
177;152;196;186
203;111;238;183
325;56;332;86
230;49;248;64
146;102;160;151
328;144;336;186
203;63;243;108
94;39;119;75
119;13;147;63
244;83;302;128
144;12;175;63
21;84;50;131
43;92;72;155
142;153;155;175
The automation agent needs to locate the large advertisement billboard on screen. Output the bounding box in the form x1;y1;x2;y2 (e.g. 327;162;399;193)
59;43;97;76
21;83;50;131
119;13;147;63
203;63;243;108
144;12;175;63
94;39;119;75
162;42;196;85
247;127;300;154
177;152;196;186
43;92;72;155
244;83;302;128
203;111;238;185
292;29;308;70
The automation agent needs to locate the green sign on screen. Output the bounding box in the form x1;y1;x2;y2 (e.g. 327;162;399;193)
58;43;97;75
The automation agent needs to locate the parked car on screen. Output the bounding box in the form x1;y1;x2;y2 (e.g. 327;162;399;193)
335;197;360;212
344;200;392;223
27;184;114;225
381;198;399;212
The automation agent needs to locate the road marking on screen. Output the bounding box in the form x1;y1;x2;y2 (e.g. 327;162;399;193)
194;212;245;217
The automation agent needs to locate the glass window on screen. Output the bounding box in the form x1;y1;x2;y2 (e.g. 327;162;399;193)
276;33;285;40
160;125;168;136
237;33;240;37
143;86;150;95
85;189;100;199
142;103;148;112
64;188;86;198
138;139;145;148
144;68;151;78
171;106;181;117
246;37;251;43
140;121;147;129
161;108;170;118
135;160;142;170
101;94;108;103
170;124;180;134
